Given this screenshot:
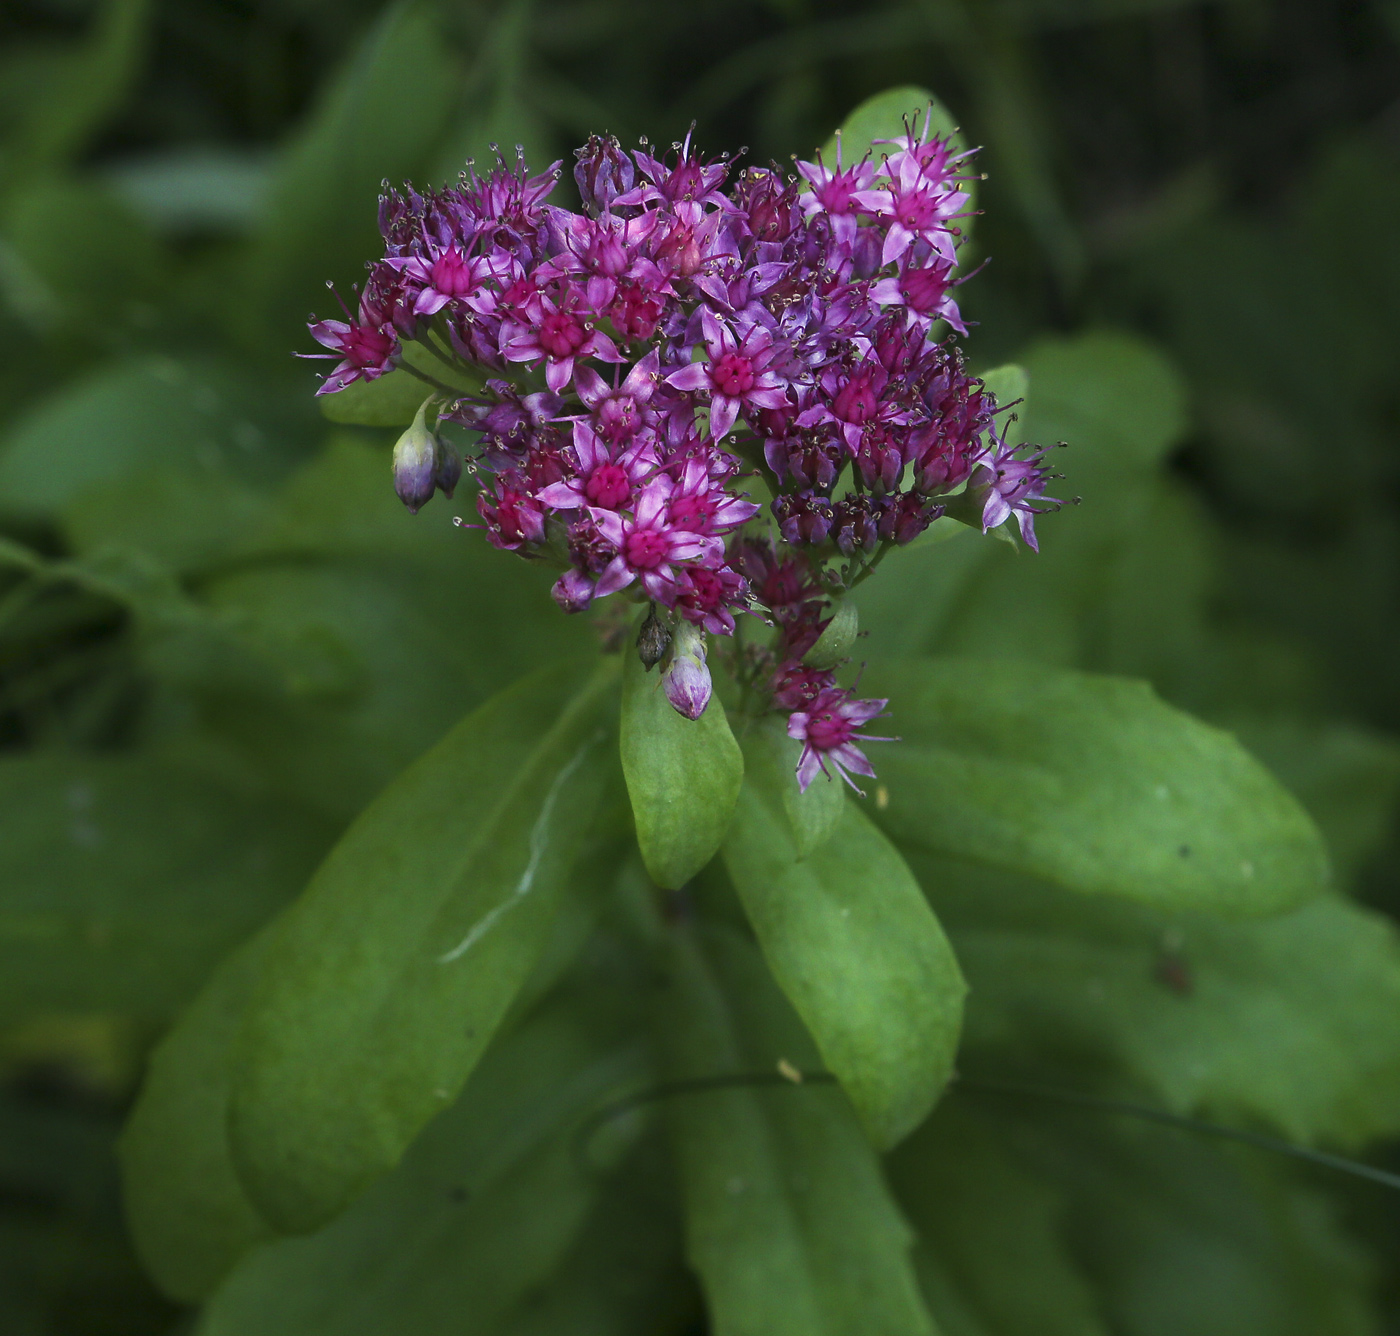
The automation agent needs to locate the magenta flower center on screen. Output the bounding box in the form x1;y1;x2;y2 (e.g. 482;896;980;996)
345;325;394;367
805;706;855;752
625;527;671;569
539;311;587;359
817;178;858;214
584;463;631;509
901;266;949;312
711;352;756;397
669;493;713;531
596;396;639;441
430;250;474;298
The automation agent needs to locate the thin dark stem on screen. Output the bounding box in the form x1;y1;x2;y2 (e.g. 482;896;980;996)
398;361;458;396
573;1066;1400;1194
957;1075;1400;1193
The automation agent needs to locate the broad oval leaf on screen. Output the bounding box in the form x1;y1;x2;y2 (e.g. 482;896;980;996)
979;362;1028;412
203;992;649;1336
745;717;844;859
620;646;742;889
316;369;433;428
659;925;937;1336
0;753;329;1021
722;752;965;1148
228;658;620;1233
120;931;278;1302
891;1101;1109;1336
869;659;1330;915
912;850;1400;1149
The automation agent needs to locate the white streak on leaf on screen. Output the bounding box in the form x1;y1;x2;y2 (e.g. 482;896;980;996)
438;731;600;964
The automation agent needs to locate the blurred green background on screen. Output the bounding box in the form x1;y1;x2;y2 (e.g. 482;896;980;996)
1;0;1399;1331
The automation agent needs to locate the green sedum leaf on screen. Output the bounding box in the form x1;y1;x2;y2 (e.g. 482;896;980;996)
891;1100;1108;1336
659;925;937;1336
723;750;965;1148
0;753;329;1022
201;990;649;1336
227;659;620;1233
978;363;1029;412
1025;1108;1376;1336
620;644;742;889
119;931;278;1302
870;659;1329;916
744;717;845;859
909;851;1400;1149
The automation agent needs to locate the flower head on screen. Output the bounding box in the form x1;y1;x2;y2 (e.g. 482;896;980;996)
309;113;1061;754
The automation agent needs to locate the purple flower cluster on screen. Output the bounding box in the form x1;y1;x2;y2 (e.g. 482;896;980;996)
307;113;1057;791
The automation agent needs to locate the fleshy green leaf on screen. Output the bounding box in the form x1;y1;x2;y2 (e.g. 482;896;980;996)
722;755;965;1148
619;644;742;889
852;523;995;656
927;334;1192;668
1022;1108;1376;1336
490;1136;696;1336
0;357;304;519
119;931;278;1302
201;992;649;1335
869;659;1329;915
891;1100;1108;1336
227;659;620;1233
659;925;937;1336
140;441;592;824
744;717;844;859
909;851;1400;1148
314;369;432;428
0;754;329;1021
1226;717;1400;886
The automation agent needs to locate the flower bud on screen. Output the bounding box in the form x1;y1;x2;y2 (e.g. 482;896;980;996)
574;134;634;213
433;440;463;499
552;569;595;614
392;397;440;514
803;600;859;669
636;609;671;670
663;621;711;720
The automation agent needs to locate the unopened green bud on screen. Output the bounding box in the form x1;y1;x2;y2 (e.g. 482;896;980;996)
803;600;859;669
392;397;440;514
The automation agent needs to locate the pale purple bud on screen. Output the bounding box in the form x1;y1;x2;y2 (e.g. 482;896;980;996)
392;398;439;513
663;621;711;720
552;568;595;614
